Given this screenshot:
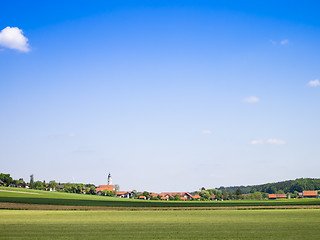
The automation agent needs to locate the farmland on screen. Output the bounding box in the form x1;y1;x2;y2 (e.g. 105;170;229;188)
1;188;320;239
1;209;320;239
1;187;320;209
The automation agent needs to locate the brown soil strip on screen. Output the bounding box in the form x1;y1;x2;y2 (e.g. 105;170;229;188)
1;202;320;211
0;190;44;195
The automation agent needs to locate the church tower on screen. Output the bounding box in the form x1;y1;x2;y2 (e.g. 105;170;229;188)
108;173;112;185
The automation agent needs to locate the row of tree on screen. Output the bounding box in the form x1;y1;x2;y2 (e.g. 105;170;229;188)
1;173;319;200
215;178;320;194
0;173;26;188
0;173;100;195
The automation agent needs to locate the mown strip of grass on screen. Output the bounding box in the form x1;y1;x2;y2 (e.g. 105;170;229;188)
1;209;320;239
1;196;320;207
1;187;320;208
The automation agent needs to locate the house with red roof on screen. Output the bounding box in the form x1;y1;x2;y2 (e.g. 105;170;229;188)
209;195;216;201
116;191;134;198
158;192;193;200
302;191;318;198
269;194;287;199
95;173;115;195
96;184;114;194
192;194;201;200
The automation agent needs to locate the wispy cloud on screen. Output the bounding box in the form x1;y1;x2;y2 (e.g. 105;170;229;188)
308;79;320;87
0;26;30;52
244;96;260;103
250;140;264;145
201;130;212;135
269;39;289;45
267;139;286;145
250;139;286;145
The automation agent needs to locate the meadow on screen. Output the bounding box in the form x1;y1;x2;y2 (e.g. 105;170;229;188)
1;209;320;239
1;187;320;208
1;188;320;239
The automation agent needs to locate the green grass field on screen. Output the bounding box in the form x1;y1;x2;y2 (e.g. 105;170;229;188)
1;209;320;239
1;187;320;208
1;188;320;239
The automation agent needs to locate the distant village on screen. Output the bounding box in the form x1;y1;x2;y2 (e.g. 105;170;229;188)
1;172;319;200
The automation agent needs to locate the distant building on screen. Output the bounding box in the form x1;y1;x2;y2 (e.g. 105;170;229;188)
192;194;201;200
269;194;287;200
302;191;318;198
116;191;134;198
157;192;193;199
108;173;112;185
149;192;197;201
96;172;114;194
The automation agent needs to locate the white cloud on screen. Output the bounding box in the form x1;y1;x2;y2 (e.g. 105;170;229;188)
68;132;77;137
201;130;212;135
250;139;286;145
0;26;30;52
250;140;264;145
308;79;320;87
269;40;277;45
244;96;260;103
267;139;286;145
269;39;289;45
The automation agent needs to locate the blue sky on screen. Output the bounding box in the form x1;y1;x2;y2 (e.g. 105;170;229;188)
1;1;320;192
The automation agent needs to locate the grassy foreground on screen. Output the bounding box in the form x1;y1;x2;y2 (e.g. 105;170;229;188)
1;187;320;208
1;209;320;239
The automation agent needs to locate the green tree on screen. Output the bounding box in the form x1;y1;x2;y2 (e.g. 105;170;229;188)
0;173;13;186
228;191;235;200
199;190;210;200
33;181;44;190
76;184;83;194
132;190;138;198
102;189;113;196
30;174;34;188
262;192;269;199
222;190;228;200
15;178;26;188
71;184;77;193
291;191;299;198
89;186;96;195
63;183;72;193
215;190;222;200
251;192;263;200
48;180;57;190
173;195;181;201
235;188;242;200
85;188;90;194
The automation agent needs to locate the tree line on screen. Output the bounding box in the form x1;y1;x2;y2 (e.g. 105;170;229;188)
1;173;319;200
0;173;99;195
215;178;320;194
